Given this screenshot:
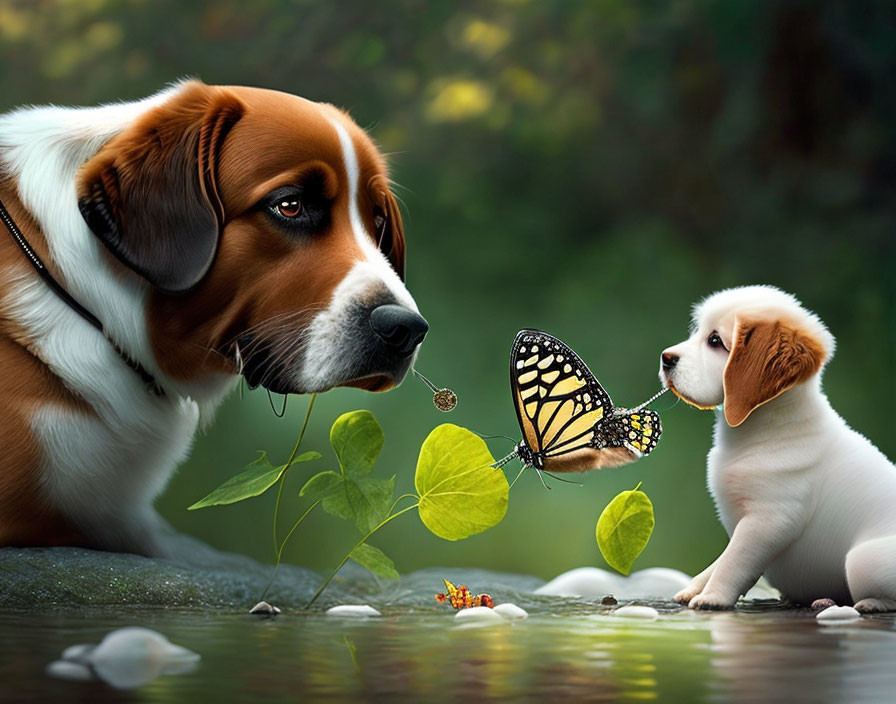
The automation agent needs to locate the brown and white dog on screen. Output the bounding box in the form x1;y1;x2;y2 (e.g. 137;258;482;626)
661;286;896;611
0;81;427;556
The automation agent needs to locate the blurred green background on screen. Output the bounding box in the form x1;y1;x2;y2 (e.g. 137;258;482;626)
2;0;894;580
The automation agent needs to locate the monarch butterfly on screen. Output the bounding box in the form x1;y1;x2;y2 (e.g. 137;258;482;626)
499;329;664;484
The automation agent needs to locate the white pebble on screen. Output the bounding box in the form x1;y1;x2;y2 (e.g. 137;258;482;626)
88;627;199;690
612;605;659;620
454;606;504;624
493;603;528;621
46;660;93;681
816;605;861;623
325;604;381;618
61;644;94;662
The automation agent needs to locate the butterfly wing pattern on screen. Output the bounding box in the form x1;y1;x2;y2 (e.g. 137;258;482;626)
509;330;662;474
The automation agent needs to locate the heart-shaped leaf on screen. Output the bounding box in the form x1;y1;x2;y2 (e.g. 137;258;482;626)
331;410;384;477
596;484;655;575
322;475;396;534
188;450;321;510
300;470;343;501
350;542;399;579
415;424;508;540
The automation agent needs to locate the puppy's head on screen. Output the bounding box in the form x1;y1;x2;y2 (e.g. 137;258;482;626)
659;286;834;426
77;81;425;396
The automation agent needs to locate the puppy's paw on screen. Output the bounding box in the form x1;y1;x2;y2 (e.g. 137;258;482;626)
854;597;896;613
688;592;735;610
674;587;701;605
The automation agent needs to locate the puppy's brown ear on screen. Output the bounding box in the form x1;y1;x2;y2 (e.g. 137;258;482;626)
77;82;244;294
723;317;825;426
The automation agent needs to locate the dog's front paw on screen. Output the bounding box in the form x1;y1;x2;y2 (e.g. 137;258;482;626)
688;592;736;610
854;597;896;613
674;587;701;605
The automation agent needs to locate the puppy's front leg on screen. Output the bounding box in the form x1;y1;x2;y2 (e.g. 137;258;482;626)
674;559;717;604
689;515;794;610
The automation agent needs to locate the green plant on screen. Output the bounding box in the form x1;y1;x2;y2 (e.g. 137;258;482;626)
189;397;508;607
596;482;655;575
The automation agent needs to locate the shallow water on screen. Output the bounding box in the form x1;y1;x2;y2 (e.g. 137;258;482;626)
4;601;896;703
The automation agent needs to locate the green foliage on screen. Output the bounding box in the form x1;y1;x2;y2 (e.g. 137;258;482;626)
188;451;321;510
596;483;655;575
301;411;396;533
415;424;509;541
350;543;399;580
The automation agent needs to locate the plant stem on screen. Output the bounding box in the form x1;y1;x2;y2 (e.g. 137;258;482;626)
271;393;318;559
305;503;419;609
260;499;321;601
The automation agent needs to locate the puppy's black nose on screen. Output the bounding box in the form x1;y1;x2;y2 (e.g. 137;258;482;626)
661;352;679;371
369;304;429;356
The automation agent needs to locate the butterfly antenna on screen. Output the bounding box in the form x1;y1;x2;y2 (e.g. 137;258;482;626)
544;472;584;487
534;468;552;491
491;451;518;469
632;386;669;412
473;431;519;445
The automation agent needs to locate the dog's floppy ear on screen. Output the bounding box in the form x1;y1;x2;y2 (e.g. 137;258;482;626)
723;316;825;426
77;81;244;294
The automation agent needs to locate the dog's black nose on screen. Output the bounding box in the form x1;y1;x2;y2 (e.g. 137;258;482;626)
369;305;429;356
661;352;679;371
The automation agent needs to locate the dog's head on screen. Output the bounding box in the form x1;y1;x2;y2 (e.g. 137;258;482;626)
659;286;834;426
76;81;425;396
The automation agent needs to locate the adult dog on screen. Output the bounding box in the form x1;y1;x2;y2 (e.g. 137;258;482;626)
661;285;896;612
0;81;427;556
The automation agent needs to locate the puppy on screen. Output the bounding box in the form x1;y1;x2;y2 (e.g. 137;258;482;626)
0;81;426;555
661;285;896;611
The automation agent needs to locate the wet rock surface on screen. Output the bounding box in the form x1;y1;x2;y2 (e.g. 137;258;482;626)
0;536;785;613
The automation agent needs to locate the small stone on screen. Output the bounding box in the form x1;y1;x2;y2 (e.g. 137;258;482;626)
88;627;200;689
612;605;659;620
493;603;528;621
601;595;618;606
61;644;94;663
811;598;837;611
326;604;381;618
249;601;281;616
816;605;861;623
454;606;504;624
46;660;93;681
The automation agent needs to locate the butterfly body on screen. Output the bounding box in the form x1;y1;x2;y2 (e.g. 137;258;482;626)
508;330;662;474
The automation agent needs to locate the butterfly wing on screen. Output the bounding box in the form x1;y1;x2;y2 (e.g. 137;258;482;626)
596;409;663;457
510;330;614;467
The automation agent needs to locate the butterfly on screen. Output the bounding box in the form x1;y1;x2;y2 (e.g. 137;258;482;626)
435;579;494;609
500;329;663;484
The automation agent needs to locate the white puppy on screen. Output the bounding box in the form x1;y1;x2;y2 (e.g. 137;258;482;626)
661;285;896;611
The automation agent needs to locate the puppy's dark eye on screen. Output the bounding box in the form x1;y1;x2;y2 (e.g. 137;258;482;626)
707;332;727;350
276;198;302;218
261;179;329;236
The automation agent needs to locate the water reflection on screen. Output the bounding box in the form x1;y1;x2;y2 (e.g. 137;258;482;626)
2;605;895;701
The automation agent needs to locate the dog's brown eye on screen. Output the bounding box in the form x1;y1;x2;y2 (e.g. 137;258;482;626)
707;332;726;350
277;199;302;218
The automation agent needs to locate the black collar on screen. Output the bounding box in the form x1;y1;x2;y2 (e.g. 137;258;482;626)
0;197;164;397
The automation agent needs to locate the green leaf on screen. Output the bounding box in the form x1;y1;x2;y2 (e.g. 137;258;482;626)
299;470;343;501
322;475;396;533
414;424;508;540
350;542;399;579
188;450;321;510
330;410;384;477
596;483;655;575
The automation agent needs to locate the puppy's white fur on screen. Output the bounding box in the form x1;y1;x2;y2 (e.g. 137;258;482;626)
662;285;896;611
